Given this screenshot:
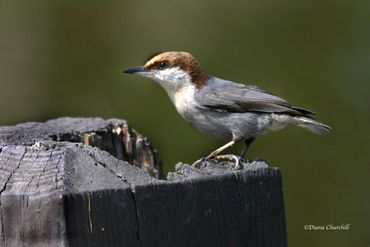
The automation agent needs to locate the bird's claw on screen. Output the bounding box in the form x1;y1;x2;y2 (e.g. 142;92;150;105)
213;154;244;170
192;157;207;168
192;154;244;170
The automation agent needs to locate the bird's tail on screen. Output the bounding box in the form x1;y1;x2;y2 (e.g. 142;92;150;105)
297;117;331;135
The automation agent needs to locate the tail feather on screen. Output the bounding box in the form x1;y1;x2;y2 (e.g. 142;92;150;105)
292;107;316;118
297;117;331;135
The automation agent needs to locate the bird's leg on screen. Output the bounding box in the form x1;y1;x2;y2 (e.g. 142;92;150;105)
193;139;243;169
239;137;255;158
203;139;245;170
206;139;238;159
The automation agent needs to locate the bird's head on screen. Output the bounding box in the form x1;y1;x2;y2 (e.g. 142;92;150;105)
124;51;208;91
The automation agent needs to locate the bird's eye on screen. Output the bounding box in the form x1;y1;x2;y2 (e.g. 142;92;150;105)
158;61;167;69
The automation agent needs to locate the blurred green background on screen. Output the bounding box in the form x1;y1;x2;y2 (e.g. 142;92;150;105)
0;0;369;246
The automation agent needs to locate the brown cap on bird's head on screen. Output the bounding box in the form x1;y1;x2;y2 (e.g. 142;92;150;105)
144;51;209;87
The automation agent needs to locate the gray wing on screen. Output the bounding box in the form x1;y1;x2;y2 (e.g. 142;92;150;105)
195;77;314;117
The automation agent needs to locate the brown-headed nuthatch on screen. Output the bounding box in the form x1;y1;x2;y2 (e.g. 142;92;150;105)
124;51;330;167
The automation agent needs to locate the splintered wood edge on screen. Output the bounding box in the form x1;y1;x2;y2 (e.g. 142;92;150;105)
0;117;163;179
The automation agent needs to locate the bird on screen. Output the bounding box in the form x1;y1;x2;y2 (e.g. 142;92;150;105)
123;51;330;167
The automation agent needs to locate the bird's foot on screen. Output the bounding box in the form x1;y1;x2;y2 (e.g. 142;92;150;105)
192;157;207;168
212;154;244;170
192;154;244;170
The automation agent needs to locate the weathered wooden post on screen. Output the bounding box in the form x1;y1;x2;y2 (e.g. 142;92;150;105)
0;117;287;247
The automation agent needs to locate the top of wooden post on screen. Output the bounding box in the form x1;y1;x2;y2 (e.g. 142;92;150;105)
0;117;287;247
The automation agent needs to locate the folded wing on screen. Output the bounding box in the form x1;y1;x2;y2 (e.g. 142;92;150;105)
194;77;315;118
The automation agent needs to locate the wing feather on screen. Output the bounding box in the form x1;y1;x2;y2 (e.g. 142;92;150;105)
195;77;315;117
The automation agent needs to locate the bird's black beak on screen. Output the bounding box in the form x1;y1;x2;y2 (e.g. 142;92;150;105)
123;66;146;74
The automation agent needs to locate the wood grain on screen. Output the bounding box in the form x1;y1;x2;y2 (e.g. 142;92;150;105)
0;118;287;247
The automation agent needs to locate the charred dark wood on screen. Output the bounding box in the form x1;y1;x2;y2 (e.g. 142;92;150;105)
0;117;162;179
0;117;287;247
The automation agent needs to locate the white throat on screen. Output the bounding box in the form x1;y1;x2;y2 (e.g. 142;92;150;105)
151;67;192;92
145;67;198;116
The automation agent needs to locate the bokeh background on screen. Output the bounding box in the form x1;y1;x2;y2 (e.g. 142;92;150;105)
1;0;369;246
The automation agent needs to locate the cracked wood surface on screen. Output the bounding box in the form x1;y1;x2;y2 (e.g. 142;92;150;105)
0;117;287;247
0;117;162;179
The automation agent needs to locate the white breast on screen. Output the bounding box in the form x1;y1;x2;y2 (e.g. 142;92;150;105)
173;84;198;116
